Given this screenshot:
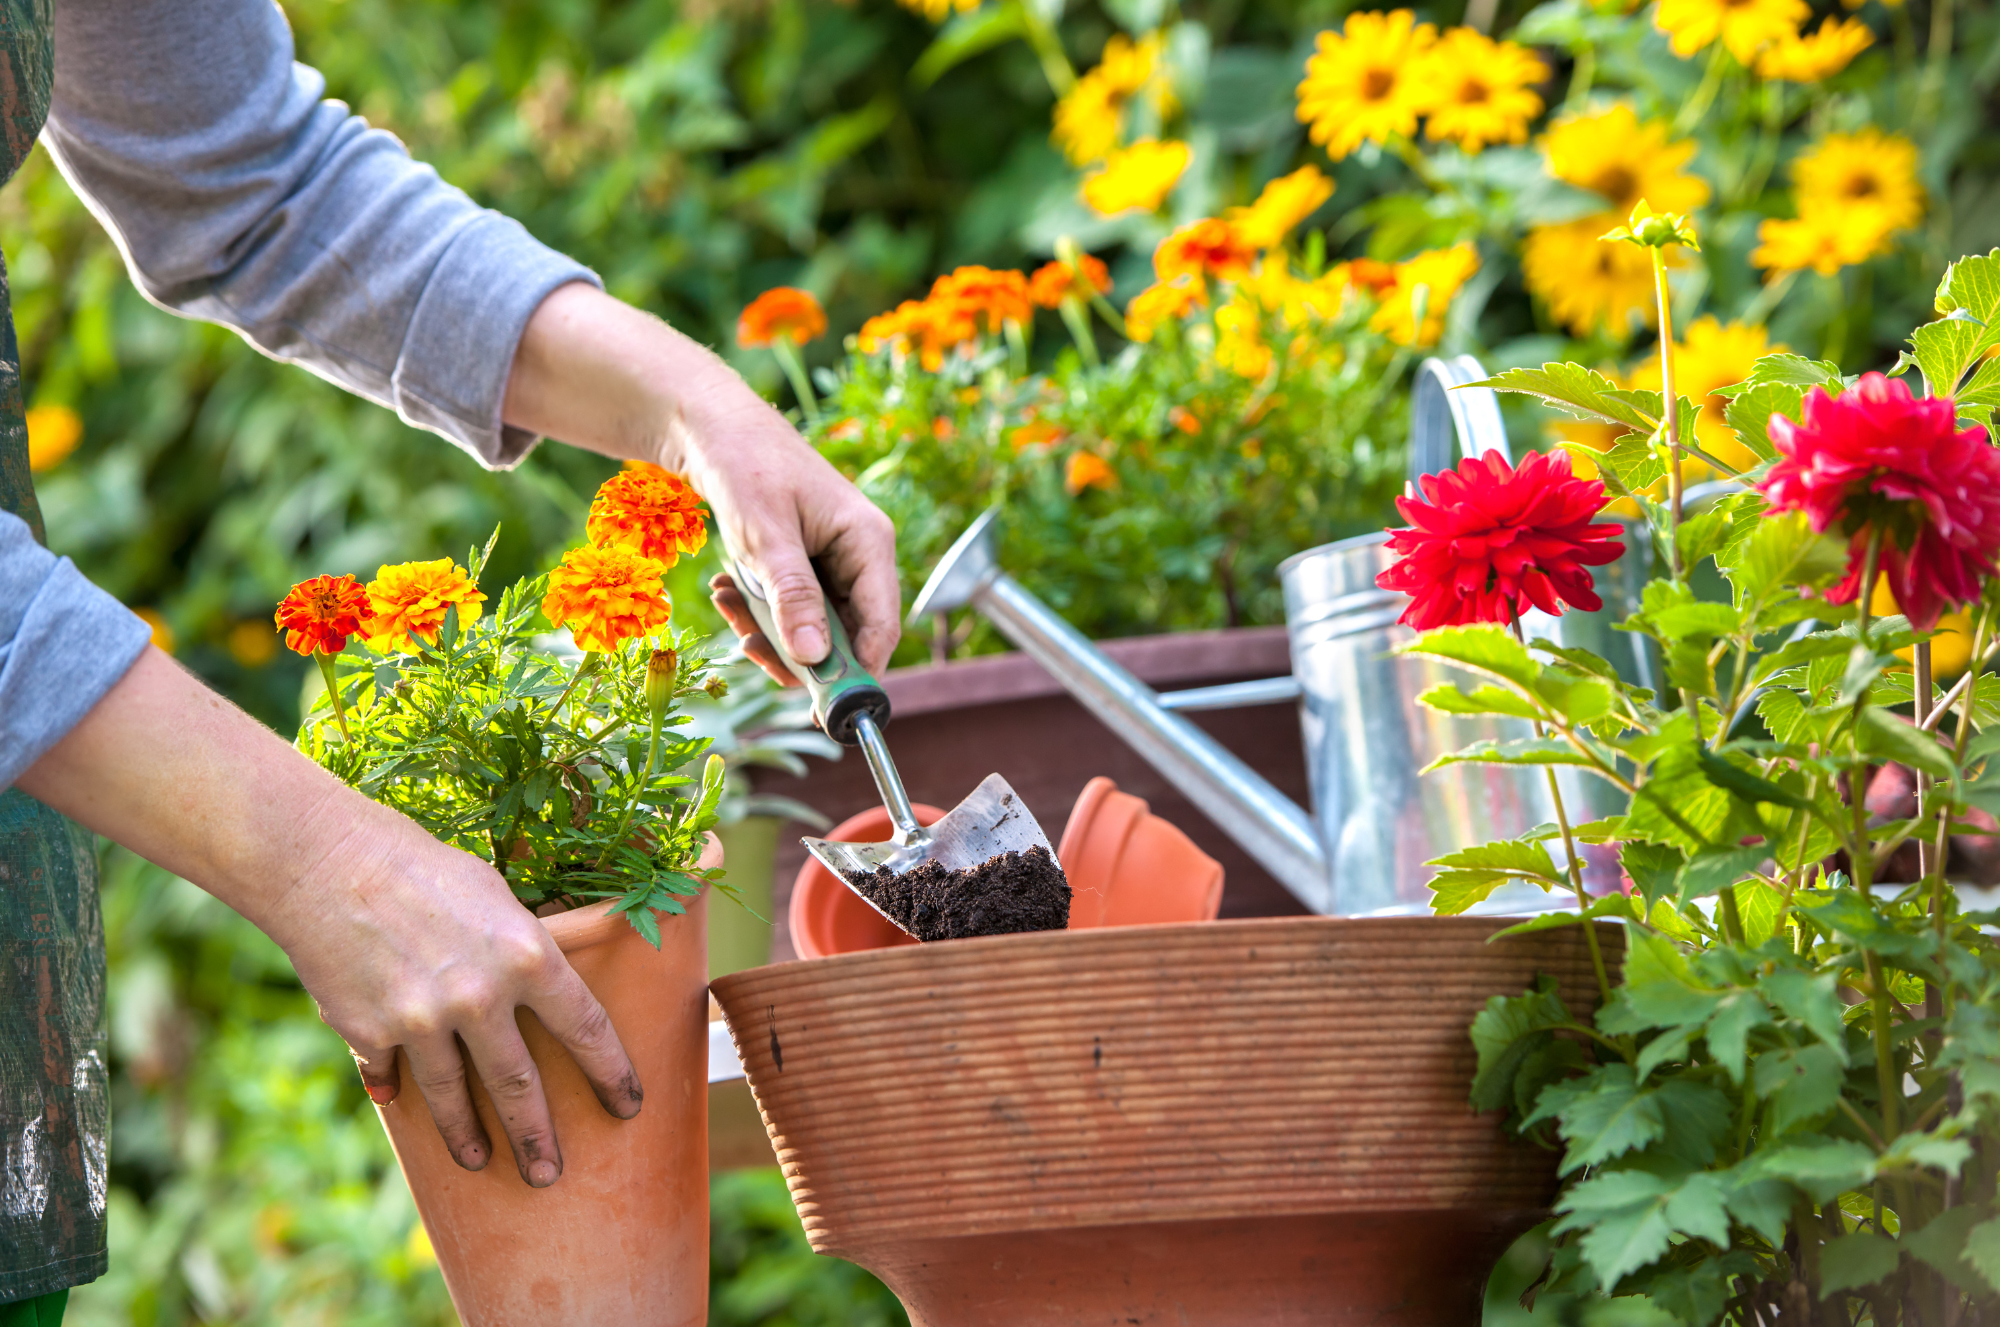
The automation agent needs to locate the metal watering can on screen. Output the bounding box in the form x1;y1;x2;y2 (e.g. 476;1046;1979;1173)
908;356;1651;916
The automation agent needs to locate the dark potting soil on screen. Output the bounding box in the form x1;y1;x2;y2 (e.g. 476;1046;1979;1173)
847;844;1071;942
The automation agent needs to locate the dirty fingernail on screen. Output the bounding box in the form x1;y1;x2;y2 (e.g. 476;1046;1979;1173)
526;1158;560;1188
791;625;827;661
366;1084;397;1107
459;1143;487;1169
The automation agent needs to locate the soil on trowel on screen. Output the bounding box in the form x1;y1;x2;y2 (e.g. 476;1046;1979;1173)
847;844;1071;942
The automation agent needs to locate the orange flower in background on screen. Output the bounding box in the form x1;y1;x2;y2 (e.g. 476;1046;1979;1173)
1124;279;1205;342
858;297;980;370
587;461;709;566
1029;255;1113;307
276;574;370;656
541;543;672;653
1065;451;1117;494
133;607;175;654
362;558;487;651
931;266;1034;332
1010;419;1066;452
1335;258;1401;298
736;287;826;348
1154;219;1258;288
25;404;82;472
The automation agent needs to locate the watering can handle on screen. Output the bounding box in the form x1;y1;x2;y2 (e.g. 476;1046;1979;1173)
727;557;892;746
1408;355;1510;486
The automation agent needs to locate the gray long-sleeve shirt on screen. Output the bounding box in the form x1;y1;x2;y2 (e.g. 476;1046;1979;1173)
0;0;600;785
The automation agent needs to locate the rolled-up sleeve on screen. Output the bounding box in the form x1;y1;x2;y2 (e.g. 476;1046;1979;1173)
40;0;602;468
0;511;151;787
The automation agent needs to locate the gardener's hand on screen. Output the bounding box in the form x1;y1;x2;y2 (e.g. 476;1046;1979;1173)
502;282;902;682
20;647;642;1188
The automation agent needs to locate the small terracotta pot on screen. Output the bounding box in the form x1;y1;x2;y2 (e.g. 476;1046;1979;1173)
788;778;1224;959
713;915;1616;1326
377;838;718;1327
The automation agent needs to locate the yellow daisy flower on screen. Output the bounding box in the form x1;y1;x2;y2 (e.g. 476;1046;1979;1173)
1655;0;1808;65
1413;28;1550;154
1295;10;1437;160
1521;217;1664;338
1542;103;1712;218
1226;166;1335;249
1081;138;1192;215
1753;16;1873;81
1793;128;1923;235
1052;33;1172;166
1370;243;1479;347
1749;213;1881;277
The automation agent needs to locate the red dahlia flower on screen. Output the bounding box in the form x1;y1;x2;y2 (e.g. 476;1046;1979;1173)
1758;372;2000;631
1377;450;1624;630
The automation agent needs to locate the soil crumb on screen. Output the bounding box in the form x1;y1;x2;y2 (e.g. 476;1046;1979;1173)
847;844;1071;942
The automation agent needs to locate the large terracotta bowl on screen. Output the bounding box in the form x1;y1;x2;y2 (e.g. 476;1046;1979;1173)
711;915;1614;1326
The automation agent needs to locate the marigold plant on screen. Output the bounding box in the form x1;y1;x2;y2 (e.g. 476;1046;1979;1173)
362;558;486;651
585;461;709;567
541;542;673;654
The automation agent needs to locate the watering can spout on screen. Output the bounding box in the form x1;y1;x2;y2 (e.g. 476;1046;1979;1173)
910;510;1333;913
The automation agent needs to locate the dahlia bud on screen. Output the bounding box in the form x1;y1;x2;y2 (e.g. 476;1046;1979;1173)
702;673;729;700
1601;199;1699;252
646;648;677;724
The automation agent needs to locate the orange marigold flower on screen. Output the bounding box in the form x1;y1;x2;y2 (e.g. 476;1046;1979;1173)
276;574;370;656
931;267;1034;332
1124;279;1205;342
1154;220;1258;288
1065;451;1117;495
1335;258;1401;297
541;543;672;654
1029;255;1113;307
736;287;827;348
363;558;487;651
858;297;979;370
586;461;710;566
1009;419;1067;452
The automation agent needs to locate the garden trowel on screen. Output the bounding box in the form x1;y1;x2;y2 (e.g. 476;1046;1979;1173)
725;559;1057;936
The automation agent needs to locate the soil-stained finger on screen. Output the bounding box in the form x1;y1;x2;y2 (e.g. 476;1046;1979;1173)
404;1036;493;1172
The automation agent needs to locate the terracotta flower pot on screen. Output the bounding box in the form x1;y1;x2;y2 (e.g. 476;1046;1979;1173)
788;777;1224;959
377;837;718;1327
712;915;1615;1326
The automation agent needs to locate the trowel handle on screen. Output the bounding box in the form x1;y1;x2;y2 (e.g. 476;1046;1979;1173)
727;558;891;746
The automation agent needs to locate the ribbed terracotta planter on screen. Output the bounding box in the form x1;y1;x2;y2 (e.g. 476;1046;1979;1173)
712;915;1615;1326
378;837;717;1327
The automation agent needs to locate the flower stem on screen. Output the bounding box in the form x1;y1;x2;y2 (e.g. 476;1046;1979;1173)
597;709;662;873
1058;297;1101;368
772;339;821;428
1651;245;1686;577
315;651;351;741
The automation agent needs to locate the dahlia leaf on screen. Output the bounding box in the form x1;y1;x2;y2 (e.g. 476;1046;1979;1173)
1477;363;1661;432
1469;974;1573;1114
1694;748;1812;810
1719;382;1799;462
1416;681;1542;720
1673;845;1770;906
1717;510;1847;613
1400;622;1540;689
1424;737;1600;773
1818;1232;1901;1296
1915;315;1985;399
1428;869;1512;914
1724;352;1844;393
1427;837;1564;879
1855;706;1954;779
1954;354;2000;430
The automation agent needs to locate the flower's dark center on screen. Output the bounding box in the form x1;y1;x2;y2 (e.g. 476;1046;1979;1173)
1841;172;1881;201
1362;67;1396;100
1594;167;1640;210
1455;77;1491;105
310;591;344;617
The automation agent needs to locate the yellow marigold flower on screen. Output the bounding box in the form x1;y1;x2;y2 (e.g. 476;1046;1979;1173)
1629;317;1784;473
1081;139;1192;215
227;619;279;668
362;558;487;651
1242;261;1344;328
1296;10;1437;160
1793;128;1923;236
25;404;81;472
1064;451;1117;495
896;0;978;21
1655;0;1807;64
1522;216;1664;337
1542;104;1711;219
1124;279;1205;342
1214;298;1274;380
541;543;671;654
1749;213;1879;277
1226;166;1336;249
1369;243;1478;347
1413;29;1549;154
587;461;709;567
1754;16;1873;81
1052;33;1169;166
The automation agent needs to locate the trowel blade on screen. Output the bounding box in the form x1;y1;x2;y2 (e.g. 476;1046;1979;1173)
802;774;1057;935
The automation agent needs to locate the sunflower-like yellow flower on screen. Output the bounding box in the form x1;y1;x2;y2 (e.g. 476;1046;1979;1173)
1543;104;1712;218
1412;29;1549;154
541;544;672;654
1793;128;1923;236
1214;298;1274;380
362;558;488;652
1754;16;1873;81
1242;261;1346;328
1124;279;1204;342
1656;0;1808;65
1052;32;1171;166
1081;138;1192;215
1522;218;1664;338
1750;213;1878;277
1629;317;1784;473
25;404;82;473
1295;10;1436;160
586;462;710;567
895;0;977;21
1226;166;1336;249
1369;243;1478;347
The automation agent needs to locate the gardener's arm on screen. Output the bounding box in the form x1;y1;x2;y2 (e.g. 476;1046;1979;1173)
3;569;640;1188
41;0;898;677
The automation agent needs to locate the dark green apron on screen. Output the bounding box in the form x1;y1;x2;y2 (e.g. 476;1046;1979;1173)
0;0;111;1303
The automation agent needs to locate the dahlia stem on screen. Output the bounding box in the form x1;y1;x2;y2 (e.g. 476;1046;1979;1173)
771;339;821;429
1650;245;1686;581
315;650;351;741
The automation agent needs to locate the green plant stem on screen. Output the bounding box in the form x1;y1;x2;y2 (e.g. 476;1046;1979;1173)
596;710;662;872
548;652;599;722
314;650;351;741
1058;297;1101;368
771;339;822;428
1014;0;1077;96
1867;950;1901;1140
1741;269;1800;329
1672;42;1730;136
1717;884;1747;945
1002;317;1030;378
1651;245;1686;571
1918;0;1955;126
1564;42;1596;109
